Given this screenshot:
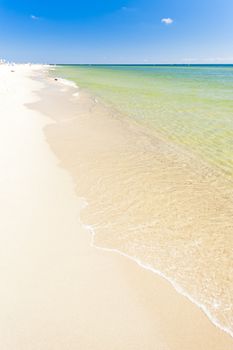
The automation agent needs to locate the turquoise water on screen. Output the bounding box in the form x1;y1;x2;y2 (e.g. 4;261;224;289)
55;64;233;178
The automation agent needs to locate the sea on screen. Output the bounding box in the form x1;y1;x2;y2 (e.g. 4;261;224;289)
53;64;233;337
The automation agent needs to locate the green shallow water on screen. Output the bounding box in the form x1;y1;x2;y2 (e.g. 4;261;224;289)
55;65;233;178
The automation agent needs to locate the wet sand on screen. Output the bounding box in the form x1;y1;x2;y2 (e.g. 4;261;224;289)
0;65;233;349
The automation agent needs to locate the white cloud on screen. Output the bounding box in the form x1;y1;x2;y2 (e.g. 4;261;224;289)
161;18;174;25
31;15;39;20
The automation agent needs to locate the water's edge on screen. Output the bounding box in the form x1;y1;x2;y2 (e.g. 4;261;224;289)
45;69;233;340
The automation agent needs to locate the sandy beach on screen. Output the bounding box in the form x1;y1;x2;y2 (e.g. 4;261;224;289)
0;64;233;350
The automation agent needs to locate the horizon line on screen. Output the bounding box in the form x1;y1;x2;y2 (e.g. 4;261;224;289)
50;63;233;66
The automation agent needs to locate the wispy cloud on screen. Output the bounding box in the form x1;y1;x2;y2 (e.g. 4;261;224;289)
161;18;174;25
30;15;40;20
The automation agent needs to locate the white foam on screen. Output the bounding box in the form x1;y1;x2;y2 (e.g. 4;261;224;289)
80;200;233;339
56;78;79;89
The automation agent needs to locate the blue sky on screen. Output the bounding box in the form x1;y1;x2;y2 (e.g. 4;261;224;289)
0;0;233;63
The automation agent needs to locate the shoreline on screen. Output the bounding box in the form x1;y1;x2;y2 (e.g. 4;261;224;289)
43;71;233;339
87;224;233;339
61;78;233;339
1;63;232;349
0;63;173;349
54;76;233;338
32;67;233;348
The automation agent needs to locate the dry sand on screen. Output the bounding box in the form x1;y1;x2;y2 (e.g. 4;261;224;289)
0;64;233;349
